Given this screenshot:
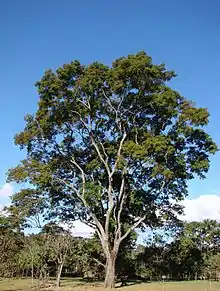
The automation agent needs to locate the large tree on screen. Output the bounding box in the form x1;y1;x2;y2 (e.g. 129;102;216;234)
7;52;217;288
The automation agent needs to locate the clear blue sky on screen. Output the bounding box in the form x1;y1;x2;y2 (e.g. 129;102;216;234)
1;0;220;203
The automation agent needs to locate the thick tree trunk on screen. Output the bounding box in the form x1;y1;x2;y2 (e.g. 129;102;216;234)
104;251;117;289
56;263;63;288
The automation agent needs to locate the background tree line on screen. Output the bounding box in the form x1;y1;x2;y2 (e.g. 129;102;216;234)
1;213;220;287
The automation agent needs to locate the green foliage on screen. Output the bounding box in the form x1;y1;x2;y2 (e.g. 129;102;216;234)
0;219;220;282
18;236;45;276
6;51;217;287
206;253;220;279
7;51;217;232
0;213;24;277
136;220;220;281
71;236;105;279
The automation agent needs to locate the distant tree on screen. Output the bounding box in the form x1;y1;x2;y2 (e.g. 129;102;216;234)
20;235;47;285
7;51;217;288
181;220;220;255
162;220;220;280
166;236;203;280
136;233;168;280
0;213;24;277
74;236;105;279
41;222;71;288
205;253;220;280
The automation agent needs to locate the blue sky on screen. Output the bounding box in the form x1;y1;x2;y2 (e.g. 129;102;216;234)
1;0;220;224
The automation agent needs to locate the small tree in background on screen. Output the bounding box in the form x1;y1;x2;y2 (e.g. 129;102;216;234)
7;51;217;288
0;213;24;277
41;222;71;288
206;253;220;280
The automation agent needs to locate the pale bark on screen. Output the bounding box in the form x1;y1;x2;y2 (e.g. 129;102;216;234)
104;259;116;289
104;249;118;289
31;258;34;287
57;103;148;288
56;263;64;288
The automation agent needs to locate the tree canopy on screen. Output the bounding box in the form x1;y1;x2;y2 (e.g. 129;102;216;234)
7;51;217;288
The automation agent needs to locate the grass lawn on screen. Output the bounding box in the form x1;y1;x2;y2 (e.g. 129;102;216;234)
0;278;220;291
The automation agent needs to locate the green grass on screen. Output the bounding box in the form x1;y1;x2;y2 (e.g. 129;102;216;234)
0;278;220;291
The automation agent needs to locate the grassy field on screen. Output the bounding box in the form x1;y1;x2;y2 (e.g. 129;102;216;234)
0;278;220;291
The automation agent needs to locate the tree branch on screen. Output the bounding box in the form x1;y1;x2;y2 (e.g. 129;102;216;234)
77;98;91;110
90;135;111;176
114;174;126;241
111;130;127;175
79;218;97;230
102;130;127;237
56;176;107;242
119;214;147;243
102;89;124;133
61;154;110;244
70;157;86;198
93;257;105;268
99;141;109;163
102;89;118;117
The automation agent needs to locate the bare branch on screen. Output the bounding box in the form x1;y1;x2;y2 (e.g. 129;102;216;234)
92;129;127;237
98;130;126;237
102;89;124;132
119;214;147;243
122;104;133;115
90;135;111;176
66;160;107;239
117;94;125;112
98;181;105;221
132;116;139;145
111;131;127;175
71;110;83;119
89;214;107;241
99;141;109;162
113;204;117;226
115;175;126;237
79;218;97;230
104;181;113;235
102;89;118;116
71;110;91;131
70;157;86;198
160;180;166;193
54;177;80;199
69;157;108;241
89;130;126;239
96;229;111;259
93;258;105;268
56;176;106;241
77;98;91;110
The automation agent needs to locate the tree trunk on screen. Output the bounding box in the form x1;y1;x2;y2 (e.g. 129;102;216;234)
31;258;34;287
194;272;198;281
56;263;63;288
104;254;117;288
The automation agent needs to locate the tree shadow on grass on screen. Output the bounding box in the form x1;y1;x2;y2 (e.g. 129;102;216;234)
61;277;103;288
115;277;150;288
61;277;150;289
